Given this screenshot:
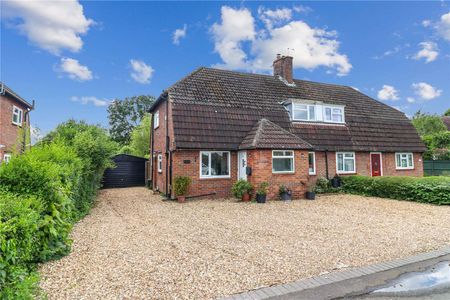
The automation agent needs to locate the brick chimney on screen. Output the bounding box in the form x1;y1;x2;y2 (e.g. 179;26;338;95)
273;54;293;84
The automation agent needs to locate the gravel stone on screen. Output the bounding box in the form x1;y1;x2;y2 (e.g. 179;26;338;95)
39;188;450;299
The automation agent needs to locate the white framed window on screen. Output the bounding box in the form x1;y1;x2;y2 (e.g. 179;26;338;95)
324;106;344;123
3;154;12;164
395;153;414;170
308;152;316;175
200;151;230;178
157;154;162;173
12;106;23;126
336;152;356;174
272;150;295;173
292;103;316;121
154;110;160;129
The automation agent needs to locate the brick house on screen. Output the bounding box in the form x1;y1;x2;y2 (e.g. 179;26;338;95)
0;82;34;163
149;56;426;200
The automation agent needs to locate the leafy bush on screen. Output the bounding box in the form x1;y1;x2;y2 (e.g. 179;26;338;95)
256;182;269;195
173;176;191;196
341;176;450;205
0;120;117;298
278;185;292;196
231;180;253;198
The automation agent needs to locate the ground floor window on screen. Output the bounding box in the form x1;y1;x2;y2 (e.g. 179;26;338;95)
395;152;414;169
272;150;294;173
3;153;11;164
308;152;316;175
200;151;230;178
157;154;162;173
336;152;355;174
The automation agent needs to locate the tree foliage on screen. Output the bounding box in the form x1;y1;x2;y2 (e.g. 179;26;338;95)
107;95;155;145
444;108;450;116
411;110;446;136
128;113;151;158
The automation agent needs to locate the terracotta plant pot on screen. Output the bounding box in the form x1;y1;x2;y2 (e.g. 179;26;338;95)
241;193;251;202
177;195;186;203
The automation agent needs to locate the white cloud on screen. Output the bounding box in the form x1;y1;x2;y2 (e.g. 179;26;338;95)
173;24;187;45
211;6;256;70
58;58;93;81
293;5;312;14
3;0;94;54
211;6;352;76
413;41;439;63
437;11;450;41
258;7;292;29
71;96;110;107
377;85;400;101
129;59;154;84
411;82;442;100
422;20;431;27
406;97;416;103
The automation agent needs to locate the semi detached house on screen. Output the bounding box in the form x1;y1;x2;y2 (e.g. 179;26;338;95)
149;56;426;200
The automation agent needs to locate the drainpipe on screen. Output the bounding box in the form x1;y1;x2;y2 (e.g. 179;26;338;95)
325;149;329;179
165;98;170;199
150;111;155;189
22;100;35;153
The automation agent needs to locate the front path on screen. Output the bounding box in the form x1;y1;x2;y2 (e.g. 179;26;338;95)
39;188;450;299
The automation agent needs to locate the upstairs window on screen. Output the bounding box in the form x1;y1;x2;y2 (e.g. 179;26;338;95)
324;106;344;123
395;153;414;170
293;103;316;121
336;152;356;174
154;110;160;129
200;151;230;178
272;150;295;173
12;106;23;126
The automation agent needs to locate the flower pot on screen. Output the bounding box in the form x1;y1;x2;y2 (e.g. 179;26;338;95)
280;192;292;201
177;195;186;203
256;194;266;203
241;193;251;202
305;191;315;200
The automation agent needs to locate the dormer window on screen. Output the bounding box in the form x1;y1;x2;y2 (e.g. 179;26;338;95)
287;101;345;124
293;103;316;121
324;106;344;123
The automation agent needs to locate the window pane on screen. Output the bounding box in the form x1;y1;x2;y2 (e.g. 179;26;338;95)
401;158;407;168
211;152;229;176
273;151;284;157
273;158;293;172
325;107;332;120
408;154;413;167
337;154;344;171
201;153;209;175
309;105;315;120
308;153;315;173
293;109;308;120
344;158;354;172
285;151;294;157
396;154;401;167
332;109;342;122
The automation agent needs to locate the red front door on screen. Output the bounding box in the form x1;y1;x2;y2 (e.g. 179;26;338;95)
371;153;382;177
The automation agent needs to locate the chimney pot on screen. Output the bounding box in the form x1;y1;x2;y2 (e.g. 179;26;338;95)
273;55;293;84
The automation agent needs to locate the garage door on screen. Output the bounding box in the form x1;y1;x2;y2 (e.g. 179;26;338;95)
103;154;147;188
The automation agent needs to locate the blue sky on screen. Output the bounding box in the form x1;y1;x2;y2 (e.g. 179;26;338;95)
1;1;449;138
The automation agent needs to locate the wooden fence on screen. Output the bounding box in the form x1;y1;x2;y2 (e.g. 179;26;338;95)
423;160;450;176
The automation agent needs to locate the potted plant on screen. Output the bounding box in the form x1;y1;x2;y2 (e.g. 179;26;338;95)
232;179;253;202
305;185;316;200
279;185;292;201
174;176;191;203
256;182;269;203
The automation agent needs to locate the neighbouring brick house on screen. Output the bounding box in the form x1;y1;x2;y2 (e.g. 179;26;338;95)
0;82;34;163
149;56;426;200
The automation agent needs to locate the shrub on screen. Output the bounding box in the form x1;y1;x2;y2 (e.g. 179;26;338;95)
256;182;269;195
278;185;292;196
340;176;450;205
231;180;253;198
173;176;191;196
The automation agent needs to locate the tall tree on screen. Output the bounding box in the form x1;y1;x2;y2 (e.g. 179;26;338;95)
411;110;446;136
107;95;155;145
126;114;152;158
444;108;450;116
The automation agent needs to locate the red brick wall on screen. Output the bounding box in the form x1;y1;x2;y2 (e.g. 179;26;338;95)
172;150;238;198
310;151;423;180
0;95;30;160
247;149;310;200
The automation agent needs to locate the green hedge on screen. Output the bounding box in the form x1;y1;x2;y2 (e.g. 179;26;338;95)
0;120;117;298
340;176;450;205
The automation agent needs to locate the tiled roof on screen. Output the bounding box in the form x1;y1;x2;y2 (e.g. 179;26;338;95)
165;67;426;152
239;119;312;150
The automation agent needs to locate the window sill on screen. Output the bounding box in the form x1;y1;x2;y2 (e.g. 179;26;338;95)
337;172;357;175
272;171;295;174
396;168;414;171
12;122;22;127
199;176;231;180
309;172;316;176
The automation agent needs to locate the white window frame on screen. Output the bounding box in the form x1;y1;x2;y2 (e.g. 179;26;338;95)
12;105;23;126
157;154;162;173
3;154;12;164
395;152;414;170
199;151;231;179
323;105;345;124
292;103;316;122
272;150;295;174
308;152;316;175
154;110;160;129
336;152;356;174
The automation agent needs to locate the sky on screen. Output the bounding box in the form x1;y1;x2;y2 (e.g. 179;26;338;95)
1;1;450;139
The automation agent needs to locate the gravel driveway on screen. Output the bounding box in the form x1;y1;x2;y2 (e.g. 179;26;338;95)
39;187;450;299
